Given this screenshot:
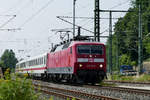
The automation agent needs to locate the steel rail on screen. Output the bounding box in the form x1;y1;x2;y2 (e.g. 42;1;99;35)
83;84;150;96
104;80;150;85
34;84;120;100
35;87;82;100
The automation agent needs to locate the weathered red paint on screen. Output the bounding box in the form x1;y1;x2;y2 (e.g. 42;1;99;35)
47;41;106;74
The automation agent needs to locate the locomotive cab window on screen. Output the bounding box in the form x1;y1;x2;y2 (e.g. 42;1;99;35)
91;45;103;54
77;45;103;55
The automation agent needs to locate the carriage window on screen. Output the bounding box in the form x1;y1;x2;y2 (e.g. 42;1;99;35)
77;45;103;55
29;61;31;66
38;58;40;65
40;58;42;64
41;57;43;64
39;58;41;64
20;62;26;68
44;56;46;64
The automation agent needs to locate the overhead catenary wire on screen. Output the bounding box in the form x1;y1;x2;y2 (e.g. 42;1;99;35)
0;0;32;31
0;15;16;28
0;15;16;17
109;0;131;9
81;19;93;27
57;15;119;35
63;0;92;16
100;0;131;36
2;0;23;14
57;16;94;34
15;0;33;15
57;16;110;38
102;3;129;29
58;16;120;19
19;0;55;28
2;0;32;15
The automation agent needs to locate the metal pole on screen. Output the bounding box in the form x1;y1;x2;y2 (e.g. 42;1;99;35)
94;0;100;41
73;0;76;39
109;11;112;75
116;32;119;73
138;4;143;74
78;27;81;36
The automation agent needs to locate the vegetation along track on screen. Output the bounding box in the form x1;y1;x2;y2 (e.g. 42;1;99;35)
104;80;150;86
33;82;120;100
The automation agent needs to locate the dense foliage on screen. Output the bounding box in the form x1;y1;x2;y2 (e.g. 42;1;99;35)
107;0;150;71
0;69;40;100
0;49;18;68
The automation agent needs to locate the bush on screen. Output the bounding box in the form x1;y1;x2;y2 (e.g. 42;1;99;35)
0;69;40;100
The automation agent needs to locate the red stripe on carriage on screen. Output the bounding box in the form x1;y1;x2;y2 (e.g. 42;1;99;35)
23;67;47;71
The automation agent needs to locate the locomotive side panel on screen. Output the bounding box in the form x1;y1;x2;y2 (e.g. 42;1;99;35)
47;47;75;74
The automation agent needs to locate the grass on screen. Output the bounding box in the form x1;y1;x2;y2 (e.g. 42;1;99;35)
135;74;150;82
108;74;150;82
145;58;150;61
100;81;116;87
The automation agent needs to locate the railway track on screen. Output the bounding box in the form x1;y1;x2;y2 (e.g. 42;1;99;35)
103;80;150;88
33;80;150;100
33;82;120;100
83;85;150;96
104;80;150;85
82;84;150;100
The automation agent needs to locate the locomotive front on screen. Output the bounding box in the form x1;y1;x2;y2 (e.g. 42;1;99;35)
73;42;106;84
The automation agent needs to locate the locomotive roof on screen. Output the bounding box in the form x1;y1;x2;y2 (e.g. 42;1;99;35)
52;41;104;52
70;41;104;46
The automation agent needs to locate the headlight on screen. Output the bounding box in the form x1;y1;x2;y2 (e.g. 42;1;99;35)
79;64;83;67
99;64;103;68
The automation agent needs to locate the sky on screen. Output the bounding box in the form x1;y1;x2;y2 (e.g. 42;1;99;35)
0;0;131;59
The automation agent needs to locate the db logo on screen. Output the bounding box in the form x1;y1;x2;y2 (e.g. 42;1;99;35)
88;58;94;62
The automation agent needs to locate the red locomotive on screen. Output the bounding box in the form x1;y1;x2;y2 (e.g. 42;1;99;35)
16;41;106;84
47;41;106;84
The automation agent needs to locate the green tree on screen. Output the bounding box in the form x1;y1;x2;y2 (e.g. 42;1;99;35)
119;54;131;65
107;0;150;72
0;49;18;68
0;61;4;67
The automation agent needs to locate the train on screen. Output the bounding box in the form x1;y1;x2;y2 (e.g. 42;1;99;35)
16;41;106;84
